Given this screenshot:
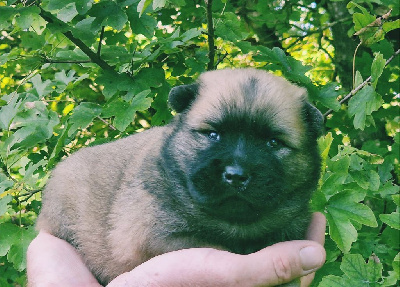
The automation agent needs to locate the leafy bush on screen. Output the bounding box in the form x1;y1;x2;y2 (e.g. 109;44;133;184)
0;0;399;286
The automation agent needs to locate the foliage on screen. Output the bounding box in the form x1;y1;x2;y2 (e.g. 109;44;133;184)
0;0;399;286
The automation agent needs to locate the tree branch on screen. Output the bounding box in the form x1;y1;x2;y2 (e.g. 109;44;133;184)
323;48;400;117
43;57;92;64
39;9;114;71
205;0;215;71
98;26;105;56
96;116;117;131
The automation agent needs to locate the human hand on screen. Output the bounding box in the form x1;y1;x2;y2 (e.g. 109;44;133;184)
27;232;102;287
107;212;326;287
27;212;325;287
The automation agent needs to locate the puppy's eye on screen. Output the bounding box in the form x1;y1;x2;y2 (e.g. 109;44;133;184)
267;138;283;148
207;131;221;142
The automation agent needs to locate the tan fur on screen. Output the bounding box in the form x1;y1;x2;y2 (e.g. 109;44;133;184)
37;68;318;284
37;127;170;281
187;69;306;147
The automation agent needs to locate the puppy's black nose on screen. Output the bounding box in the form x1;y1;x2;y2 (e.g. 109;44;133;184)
223;165;250;188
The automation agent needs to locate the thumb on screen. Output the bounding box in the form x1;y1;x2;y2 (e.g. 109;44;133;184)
237;240;326;286
108;240;325;287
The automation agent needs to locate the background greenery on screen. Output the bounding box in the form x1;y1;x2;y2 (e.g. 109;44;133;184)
0;0;399;286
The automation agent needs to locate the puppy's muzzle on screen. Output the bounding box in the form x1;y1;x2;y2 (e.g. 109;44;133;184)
222;165;250;189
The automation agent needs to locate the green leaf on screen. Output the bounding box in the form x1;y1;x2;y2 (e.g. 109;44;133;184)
127;5;157;38
8;126;48;151
101;46;132;66
57;3;79;23
130;89;153;110
348;85;383;130
68;102;102;136
30;74;53;98
15;6;41;30
383;19;400;33
392;194;400;206
43;0;93;14
0;7;16;30
75;0;94;14
4;101;59;150
103;90;152;131
351;170;380;191
138;0;153;15
311;191;327;213
353;12;376;32
153;0;166;9
340;254;382;286
347;2;370;16
22;159;47;187
367;170;380;191
330;191;377;226
326;210;357;253
330;156;350;174
72;17;98;45
326;191;377;252
7;226;37;271
54;70;78;86
0;177;14;194
102;99;132;131
380;212;400;230
151;85;172;126
47;125;70;169
371;52;385;88
321;173;348;197
215;12;248;42
393;253;400;277
181;28;202;42
318;275;348;286
96;71;122;99
318;132;333;169
0;93;22;130
318;82;341;111
354;70;363;87
136;68;165;88
20;32;46;50
89;1;128;31
0;195;12;216
0;223;20;256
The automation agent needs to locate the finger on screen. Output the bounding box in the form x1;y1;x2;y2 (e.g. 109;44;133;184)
27;231;101;287
239;241;326;286
108;241;325;287
306;212;326;245
301;212;327;287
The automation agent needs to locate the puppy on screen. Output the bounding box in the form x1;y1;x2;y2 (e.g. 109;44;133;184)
37;68;323;284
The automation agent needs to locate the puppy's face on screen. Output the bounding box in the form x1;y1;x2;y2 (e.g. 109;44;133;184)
167;69;323;224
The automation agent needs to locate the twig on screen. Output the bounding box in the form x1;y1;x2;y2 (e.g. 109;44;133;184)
353;9;392;37
19;189;43;202
323;48;400;117
352;42;362;89
98;26;105;56
214;51;228;68
43;57;92;64
39;9;114;71
205;0;215;71
96;116;117;131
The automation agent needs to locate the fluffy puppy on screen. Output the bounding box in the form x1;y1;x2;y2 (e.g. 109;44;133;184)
37;68;323;284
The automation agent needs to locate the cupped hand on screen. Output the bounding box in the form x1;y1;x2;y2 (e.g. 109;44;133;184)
27;212;326;287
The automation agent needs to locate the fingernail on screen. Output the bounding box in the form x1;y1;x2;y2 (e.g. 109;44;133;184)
300;246;324;271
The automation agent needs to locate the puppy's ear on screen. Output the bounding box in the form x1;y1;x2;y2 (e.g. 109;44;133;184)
168;84;199;113
303;102;324;137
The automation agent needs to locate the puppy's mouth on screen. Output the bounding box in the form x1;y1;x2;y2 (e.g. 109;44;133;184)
201;196;263;223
